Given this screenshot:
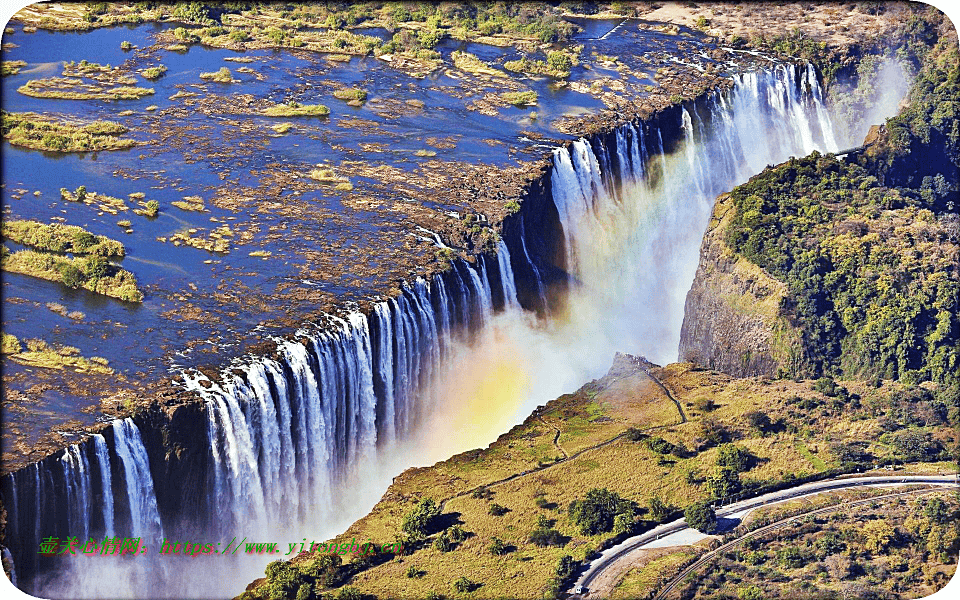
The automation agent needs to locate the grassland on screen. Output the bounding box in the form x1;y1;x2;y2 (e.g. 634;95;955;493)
1;220;124;257
678;490;958;599
241;357;957;600
451;51;507;78
140;65;168;80
1;111;137;152
501;91;538;107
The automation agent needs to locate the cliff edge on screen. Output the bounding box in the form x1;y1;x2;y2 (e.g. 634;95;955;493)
678;194;803;378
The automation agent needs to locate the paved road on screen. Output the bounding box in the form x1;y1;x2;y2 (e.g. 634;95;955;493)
569;474;958;599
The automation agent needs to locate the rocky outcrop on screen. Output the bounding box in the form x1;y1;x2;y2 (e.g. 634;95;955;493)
678;194;804;378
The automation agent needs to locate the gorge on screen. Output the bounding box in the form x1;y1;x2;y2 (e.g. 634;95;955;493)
1;3;955;600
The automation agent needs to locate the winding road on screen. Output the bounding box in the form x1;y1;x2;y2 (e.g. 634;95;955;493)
569;474;958;599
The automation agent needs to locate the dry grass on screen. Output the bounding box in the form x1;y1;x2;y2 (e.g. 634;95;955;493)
280;361;957;600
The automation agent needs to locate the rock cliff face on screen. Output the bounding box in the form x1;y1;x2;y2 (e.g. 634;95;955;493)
678;194;804;378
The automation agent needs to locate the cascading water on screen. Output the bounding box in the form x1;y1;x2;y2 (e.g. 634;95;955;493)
547;63;840;367
3;61;881;599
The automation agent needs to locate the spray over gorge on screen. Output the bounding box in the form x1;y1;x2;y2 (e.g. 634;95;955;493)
3;3;957;600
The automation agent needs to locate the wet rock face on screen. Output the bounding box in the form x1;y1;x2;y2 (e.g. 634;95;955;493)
678;195;799;378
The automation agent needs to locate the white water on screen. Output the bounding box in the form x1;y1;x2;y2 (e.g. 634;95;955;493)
7;62;884;599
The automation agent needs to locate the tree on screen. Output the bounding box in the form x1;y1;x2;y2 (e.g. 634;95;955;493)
684;501;717;533
612;512;635;535
708;466;742;499
568;488;635;535
82;256;109;282
58;263;85;288
649;497;673;523
402;498;440;540
716;444;752;472
546;50;572;73
556;555;576;580
862;520;894;554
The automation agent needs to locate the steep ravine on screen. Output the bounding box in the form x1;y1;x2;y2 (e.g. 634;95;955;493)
2;58;857;598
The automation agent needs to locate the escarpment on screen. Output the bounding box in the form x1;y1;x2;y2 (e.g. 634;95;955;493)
678;194;804;378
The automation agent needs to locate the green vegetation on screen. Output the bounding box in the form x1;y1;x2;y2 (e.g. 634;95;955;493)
171;196;205;212
1;333;21;354
684;500;717;533
6;337;113;374
451;50;506;78
568;488;636;535
501;90;537;106
199;66;234;82
1;60;27;76
120;40;132;50
721;28;958;389
401;498;441;540
684;491;958;598
1;111;136;152
140;65;167;80
504;49;578;78
263;102;330;117
1;220;124;257
723;152;957;386
332;87;367;103
17;79;154;100
1;249;142;302
133;199;160;217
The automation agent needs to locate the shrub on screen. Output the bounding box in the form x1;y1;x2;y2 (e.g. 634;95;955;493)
501;91;537;106
625;427;646;441
529;528;566;547
488;537;508;555
684;501;717;533
546;50;572;73
143;200;160;217
433;531;452;552
453;576;477;593
488;503;508;516
406;565;425;578
447;525;467;543
402;498;440;540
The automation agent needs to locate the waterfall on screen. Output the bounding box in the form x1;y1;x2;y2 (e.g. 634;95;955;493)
92;434;114;538
112;419;164;544
3;61;873;599
183;264;500;542
496;240;520;309
548;62;843;366
59;445;92;544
